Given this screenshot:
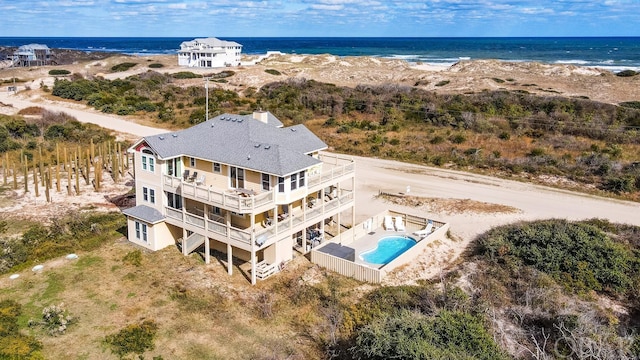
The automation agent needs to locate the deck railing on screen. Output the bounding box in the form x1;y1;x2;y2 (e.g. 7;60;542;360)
162;154;354;213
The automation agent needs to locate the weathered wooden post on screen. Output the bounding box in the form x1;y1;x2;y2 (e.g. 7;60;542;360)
75;150;80;195
12;161;18;190
44;172;50;203
33;165;39;197
23;155;29;193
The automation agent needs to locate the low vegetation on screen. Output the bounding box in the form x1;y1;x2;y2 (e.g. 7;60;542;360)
256;79;640;199
51;72;249;124
265;69;281;76
104;320;159;358
0;211;125;273
469;219;640;359
48;69;71;76
0;300;43;359
148;63;164;69
0;111;114;161
110;62;137;72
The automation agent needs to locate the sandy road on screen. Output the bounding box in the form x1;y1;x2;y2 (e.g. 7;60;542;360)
2;89;639;281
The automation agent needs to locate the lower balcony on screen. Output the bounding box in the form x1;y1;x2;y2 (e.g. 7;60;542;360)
163;190;354;252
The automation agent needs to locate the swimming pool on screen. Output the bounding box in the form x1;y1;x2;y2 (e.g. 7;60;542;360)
360;236;417;265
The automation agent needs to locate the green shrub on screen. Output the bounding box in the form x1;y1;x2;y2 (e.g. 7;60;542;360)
429;135;445;144
265;69;281;76
620;101;640;109
110;62;137;72
528;147;546;157
29;303;75;336
616;70;638;77
172;72;202;79
450;134;467;144
350;309;509;360
492;78;505;83
104;319;158;358
0;299;43;359
209;70;235;79
48;69;71;76
476;219;634;295
601;176;636;194
123;250;143;267
148;63;164;69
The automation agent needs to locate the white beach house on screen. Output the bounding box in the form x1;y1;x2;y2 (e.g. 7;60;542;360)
177;38;242;68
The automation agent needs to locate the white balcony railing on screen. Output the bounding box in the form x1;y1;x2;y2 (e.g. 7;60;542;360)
163;154;354;213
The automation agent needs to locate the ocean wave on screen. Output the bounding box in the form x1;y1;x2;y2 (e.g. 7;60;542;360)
554;59;589;65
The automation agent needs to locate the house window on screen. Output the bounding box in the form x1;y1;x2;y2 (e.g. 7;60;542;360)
142;187;155;203
213;162;221;173
299;171;305;187
135;221;148;242
189;157;196;167
141;149;155;172
167;158;180;177
291;173;297;190
278;177;285;193
262;173;270;191
230;167;244;189
167;193;182;209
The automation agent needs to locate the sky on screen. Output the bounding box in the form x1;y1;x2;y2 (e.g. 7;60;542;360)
1;0;639;37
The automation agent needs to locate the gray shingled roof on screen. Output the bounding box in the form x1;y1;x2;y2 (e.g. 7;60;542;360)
180;37;242;48
122;205;165;224
140;113;327;177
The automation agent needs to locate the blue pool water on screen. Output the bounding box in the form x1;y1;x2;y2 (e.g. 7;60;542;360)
360;236;417;265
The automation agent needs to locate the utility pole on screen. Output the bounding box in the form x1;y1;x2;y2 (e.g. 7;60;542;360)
205;77;209;122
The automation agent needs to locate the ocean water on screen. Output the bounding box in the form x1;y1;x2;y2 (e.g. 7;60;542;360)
1;37;638;71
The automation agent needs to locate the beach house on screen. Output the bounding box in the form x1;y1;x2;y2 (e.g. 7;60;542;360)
177;37;242;68
12;44;51;67
122;111;355;284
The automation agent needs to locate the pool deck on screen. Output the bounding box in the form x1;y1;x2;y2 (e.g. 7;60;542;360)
350;225;422;269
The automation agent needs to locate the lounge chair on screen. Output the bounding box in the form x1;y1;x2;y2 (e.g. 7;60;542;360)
384;215;394;231
195;174;205;185
395;216;406;232
413;220;434;238
183;169;190;181
189;171;198;182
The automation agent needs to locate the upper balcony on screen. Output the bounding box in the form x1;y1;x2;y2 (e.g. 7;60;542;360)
162;153;355;214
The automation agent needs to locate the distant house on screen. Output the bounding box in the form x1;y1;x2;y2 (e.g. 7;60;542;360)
12;44;51;67
178;37;242;68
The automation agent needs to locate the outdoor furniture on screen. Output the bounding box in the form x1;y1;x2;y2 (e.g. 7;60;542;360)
413;220;434;238
183;170;190;181
255;260;277;280
189;171;198;182
195;174;205;185
384;215;394;231
395;216;406;232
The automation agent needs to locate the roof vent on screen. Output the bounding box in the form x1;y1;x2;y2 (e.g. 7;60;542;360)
172;134;178;138
254;144;261;148
247;155;251;160
211;123;214;127
232;118;237;122
264;145;271;150
291;128;297;132
159;136;165;140
226;117;230;121
220;117;225;120
238;119;244;123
